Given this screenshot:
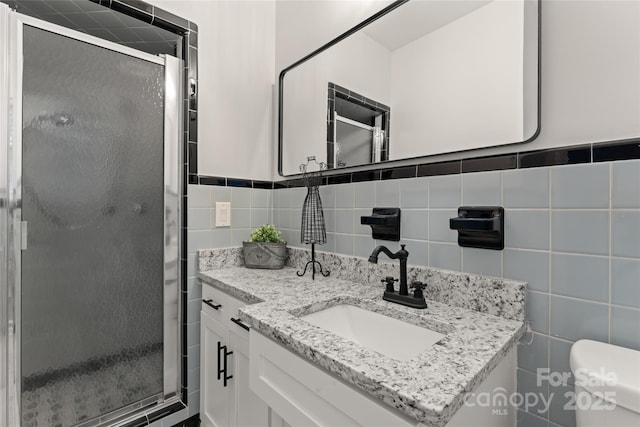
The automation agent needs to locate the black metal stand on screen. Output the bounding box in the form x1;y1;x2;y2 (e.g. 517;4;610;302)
296;243;330;280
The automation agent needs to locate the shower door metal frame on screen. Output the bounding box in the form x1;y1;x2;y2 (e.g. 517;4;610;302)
1;7;183;426
0;4;11;427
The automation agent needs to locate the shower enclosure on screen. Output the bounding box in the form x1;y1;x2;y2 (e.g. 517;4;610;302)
1;5;183;426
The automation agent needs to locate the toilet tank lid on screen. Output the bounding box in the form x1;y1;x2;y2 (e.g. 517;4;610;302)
570;340;640;414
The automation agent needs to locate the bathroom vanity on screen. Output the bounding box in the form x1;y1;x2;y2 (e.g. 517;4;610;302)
198;248;526;427
199;285;269;427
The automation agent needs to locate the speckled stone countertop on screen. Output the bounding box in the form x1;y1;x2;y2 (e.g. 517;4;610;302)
197;248;526;427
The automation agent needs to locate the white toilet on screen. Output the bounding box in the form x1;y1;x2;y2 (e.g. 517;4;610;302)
570;340;640;427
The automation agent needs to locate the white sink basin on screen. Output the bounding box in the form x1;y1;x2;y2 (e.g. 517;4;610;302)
300;304;444;361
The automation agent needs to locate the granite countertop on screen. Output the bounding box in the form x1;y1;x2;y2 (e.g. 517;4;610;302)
198;264;526;427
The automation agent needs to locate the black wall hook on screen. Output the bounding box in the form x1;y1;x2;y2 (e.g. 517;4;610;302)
360;208;401;241
450;206;504;250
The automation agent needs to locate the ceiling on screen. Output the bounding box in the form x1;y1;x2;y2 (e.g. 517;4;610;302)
1;0;180;55
363;0;492;51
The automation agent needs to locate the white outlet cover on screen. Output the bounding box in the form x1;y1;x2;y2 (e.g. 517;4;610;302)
215;202;231;227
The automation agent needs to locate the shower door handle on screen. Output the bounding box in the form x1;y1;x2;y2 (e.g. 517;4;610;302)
21;221;28;250
217;341;233;387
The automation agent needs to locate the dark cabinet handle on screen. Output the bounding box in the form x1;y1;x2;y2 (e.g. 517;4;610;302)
203;299;221;310
217;341;233;387
223;348;233;387
230;317;250;331
218;341;233;387
217;341;223;380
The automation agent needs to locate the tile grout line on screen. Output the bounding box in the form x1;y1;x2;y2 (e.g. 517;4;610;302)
546;165;553;427
608;162;613;344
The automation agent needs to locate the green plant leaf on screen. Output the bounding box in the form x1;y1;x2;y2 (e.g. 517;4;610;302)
249;224;284;243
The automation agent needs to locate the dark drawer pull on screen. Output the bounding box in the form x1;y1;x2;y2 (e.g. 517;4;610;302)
230;317;250;331
203;299;221;310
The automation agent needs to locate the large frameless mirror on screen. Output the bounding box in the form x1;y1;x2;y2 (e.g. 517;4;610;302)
279;0;540;176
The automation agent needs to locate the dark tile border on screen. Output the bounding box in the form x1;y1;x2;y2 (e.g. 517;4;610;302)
188;143;197;174
352;170;381;182
593;138;640;162
110;0;153;24
114;0;153;14
197;176;277;189
462;154;517;173
326;173;351;185
273;181;289;189
253;180;274;189
199;176;226;186
519;145;591;168
381;165;416;180
195;138;640;189
153;6;189;32
417;160;461;177
227;178;252;188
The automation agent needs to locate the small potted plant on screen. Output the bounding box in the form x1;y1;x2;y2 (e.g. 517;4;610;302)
242;224;288;269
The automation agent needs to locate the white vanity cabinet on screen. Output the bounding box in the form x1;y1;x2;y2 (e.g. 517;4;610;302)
200;285;269;427
250;330;517;427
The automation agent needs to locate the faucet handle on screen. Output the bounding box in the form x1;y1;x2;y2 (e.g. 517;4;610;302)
410;280;426;299
381;276;398;292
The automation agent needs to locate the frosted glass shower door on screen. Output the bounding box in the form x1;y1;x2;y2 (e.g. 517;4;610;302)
11;20;181;427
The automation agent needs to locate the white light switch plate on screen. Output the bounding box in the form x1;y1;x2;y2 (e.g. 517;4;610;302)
215;202;231;227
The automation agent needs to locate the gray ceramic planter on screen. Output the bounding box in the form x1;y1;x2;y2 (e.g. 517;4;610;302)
242;241;288;269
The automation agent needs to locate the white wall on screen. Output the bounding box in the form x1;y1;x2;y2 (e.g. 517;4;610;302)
390;0;525;159
153;0;640;178
538;0;640;145
281;31;391;174
274;0;640;176
275;0;395;72
151;0;276;181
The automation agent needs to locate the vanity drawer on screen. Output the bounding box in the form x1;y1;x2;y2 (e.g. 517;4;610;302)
202;284;249;332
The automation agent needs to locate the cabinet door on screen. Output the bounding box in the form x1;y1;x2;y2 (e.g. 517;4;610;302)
200;311;232;427
229;327;270;427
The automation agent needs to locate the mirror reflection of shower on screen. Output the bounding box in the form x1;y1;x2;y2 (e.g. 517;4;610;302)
327;82;390;169
334;115;386;168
